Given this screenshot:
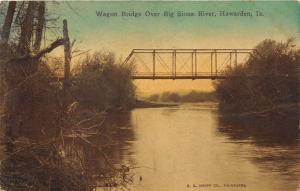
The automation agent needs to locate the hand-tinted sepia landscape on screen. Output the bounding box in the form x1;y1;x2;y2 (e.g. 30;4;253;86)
0;1;299;191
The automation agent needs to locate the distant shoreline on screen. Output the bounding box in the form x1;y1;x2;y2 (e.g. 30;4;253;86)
133;100;179;108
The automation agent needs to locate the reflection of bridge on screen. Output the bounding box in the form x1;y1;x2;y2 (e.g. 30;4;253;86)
123;49;254;80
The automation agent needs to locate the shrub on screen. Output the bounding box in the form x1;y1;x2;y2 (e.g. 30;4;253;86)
72;52;136;111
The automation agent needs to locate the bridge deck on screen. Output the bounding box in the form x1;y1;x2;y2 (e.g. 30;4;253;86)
132;74;297;80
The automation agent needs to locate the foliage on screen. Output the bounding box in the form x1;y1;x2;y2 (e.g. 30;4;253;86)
214;39;299;112
71;52;136;111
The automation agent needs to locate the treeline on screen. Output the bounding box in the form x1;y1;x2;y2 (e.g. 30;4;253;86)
146;91;216;103
214;39;299;114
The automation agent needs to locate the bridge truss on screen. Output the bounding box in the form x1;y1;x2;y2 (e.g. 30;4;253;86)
123;49;254;80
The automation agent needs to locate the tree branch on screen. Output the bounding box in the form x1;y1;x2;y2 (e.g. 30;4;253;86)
33;38;64;59
9;38;64;63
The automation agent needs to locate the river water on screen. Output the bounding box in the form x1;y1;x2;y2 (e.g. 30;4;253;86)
102;103;299;191
0;103;298;191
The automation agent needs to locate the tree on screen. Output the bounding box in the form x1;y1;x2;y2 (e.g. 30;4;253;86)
18;1;34;54
33;1;45;52
214;39;299;113
1;1;16;43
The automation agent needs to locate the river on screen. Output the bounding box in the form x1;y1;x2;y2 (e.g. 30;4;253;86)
101;103;300;191
0;103;298;191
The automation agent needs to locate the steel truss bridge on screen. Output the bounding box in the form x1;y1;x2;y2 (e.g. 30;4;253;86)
123;49;254;80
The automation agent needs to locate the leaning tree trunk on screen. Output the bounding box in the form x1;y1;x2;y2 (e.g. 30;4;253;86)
1;1;16;43
33;1;45;52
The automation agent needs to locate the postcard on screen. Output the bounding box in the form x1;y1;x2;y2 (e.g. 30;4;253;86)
0;1;299;191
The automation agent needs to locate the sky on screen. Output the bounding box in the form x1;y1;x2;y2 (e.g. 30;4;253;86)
45;1;300;96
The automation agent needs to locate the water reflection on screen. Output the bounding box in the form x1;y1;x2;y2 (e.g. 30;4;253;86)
217;113;300;185
217;114;299;146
